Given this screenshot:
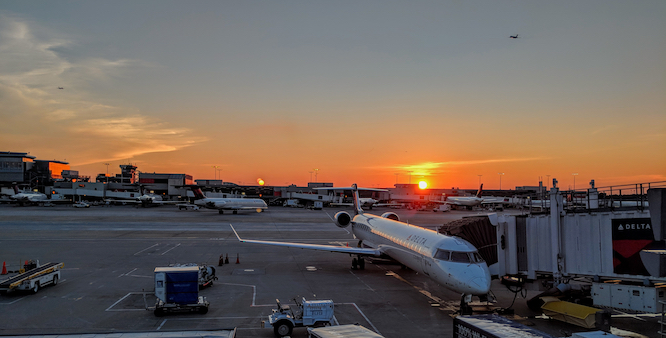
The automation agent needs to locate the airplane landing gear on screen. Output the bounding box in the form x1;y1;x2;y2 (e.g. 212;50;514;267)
460;294;473;315
351;256;365;270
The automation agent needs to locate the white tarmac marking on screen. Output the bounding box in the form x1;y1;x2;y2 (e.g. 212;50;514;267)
160;243;181;255
105;292;151;311
344;302;381;335
133;243;159;256
219;283;260;307
349;270;375;292
156;319;167;330
119;268;137;277
0;297;26;305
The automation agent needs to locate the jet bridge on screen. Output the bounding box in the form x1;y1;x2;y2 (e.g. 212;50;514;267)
493;181;666;313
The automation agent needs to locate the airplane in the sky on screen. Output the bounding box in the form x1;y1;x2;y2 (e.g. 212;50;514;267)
509;34;520;39
230;184;491;304
58;87;64;89
190;187;268;214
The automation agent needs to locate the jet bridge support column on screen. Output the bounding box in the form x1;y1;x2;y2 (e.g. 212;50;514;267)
550;180;564;283
648;188;666;240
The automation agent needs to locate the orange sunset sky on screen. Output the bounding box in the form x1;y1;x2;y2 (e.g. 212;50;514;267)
1;2;664;190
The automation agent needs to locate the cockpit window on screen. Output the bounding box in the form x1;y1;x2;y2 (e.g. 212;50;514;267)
434;249;484;264
450;251;470;263
472;252;485;263
434;249;450;260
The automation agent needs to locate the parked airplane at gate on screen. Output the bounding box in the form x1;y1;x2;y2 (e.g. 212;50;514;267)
316;187;400;210
10;186;67;205
438;184;486;208
230;184;491;301
191;187;267;214
105;185;180;207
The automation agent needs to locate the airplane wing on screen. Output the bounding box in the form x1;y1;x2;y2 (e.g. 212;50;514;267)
230;224;381;256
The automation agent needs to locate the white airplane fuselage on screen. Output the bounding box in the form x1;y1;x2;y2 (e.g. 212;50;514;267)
195;197;267;210
446;196;484;207
350;213;491;295
11;192;48;202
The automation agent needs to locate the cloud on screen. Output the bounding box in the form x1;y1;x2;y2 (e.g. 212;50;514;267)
373;157;550;176
0;14;203;165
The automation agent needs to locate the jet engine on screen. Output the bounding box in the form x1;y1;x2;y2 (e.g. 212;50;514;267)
380;212;400;221
334;211;352;228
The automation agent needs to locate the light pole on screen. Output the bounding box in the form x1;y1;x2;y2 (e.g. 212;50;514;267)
408;171;413;184
313;169;319;183
572;173;578;191
498;173;504;190
104;163;110;184
212;166;220;180
546;175;551;189
216;168;223;181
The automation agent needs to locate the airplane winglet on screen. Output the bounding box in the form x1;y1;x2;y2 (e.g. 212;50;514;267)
229;223;244;242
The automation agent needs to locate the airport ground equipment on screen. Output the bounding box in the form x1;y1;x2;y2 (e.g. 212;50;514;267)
307;324;383;338
0;262;63;294
454;314;556;338
168;263;217;287
269;297;334;337
154;266;209;316
177;204;199;210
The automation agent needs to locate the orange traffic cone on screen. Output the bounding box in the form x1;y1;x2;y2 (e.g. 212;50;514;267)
225;254;229;264
236;253;240;264
1;262;6;275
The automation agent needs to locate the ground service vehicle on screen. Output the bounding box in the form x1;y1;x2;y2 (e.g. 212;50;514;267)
0;261;63;294
308;324;384;338
154;266;209;316
269;297;334;337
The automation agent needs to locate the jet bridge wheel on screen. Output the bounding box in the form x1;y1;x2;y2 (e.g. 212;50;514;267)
218;210;224;214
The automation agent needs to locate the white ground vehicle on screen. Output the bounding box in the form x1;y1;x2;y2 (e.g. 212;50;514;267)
0;262;63;294
73;201;90;208
269;297;334;337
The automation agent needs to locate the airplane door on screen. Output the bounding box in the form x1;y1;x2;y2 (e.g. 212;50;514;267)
422;257;431;276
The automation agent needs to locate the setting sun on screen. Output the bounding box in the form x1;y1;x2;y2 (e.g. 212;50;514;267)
257;178;265;186
418;181;427;189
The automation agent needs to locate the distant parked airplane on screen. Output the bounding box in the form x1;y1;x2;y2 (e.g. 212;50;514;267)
190;187;267;214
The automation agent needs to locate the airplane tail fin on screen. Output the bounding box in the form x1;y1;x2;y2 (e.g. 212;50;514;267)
190;187;206;200
476;184;484;198
351;184;363;215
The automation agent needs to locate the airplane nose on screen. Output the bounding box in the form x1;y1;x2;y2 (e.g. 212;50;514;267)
467;277;490;295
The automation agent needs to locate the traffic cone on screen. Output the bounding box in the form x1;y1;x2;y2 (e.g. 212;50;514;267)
1;262;6;275
225;254;229;264
236;253;240;264
218;254;224;266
